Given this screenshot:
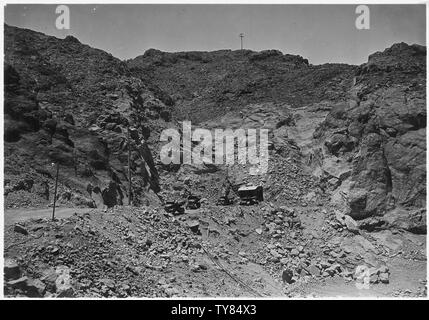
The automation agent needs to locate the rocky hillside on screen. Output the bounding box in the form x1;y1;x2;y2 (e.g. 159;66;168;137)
313;43;426;226
127;42;426;225
127;49;356;123
4;24;175;209
4;24;426;224
3;25;426;298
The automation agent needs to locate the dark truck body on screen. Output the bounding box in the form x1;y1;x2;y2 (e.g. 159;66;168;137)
238;186;263;205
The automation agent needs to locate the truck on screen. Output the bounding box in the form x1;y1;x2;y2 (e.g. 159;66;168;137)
238;185;263;205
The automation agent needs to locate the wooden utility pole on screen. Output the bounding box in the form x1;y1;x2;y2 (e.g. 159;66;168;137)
52;162;60;221
239;33;244;50
127;126;132;205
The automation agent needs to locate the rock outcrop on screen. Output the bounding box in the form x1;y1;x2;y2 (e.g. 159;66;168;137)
4;25;426;231
314;43;426;221
3;25;426;298
4;24;171;208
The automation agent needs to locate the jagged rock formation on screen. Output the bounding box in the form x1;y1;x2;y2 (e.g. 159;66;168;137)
314;43;426;222
4;25;173;208
3;25;427;299
4;25;426;227
128;43;426;226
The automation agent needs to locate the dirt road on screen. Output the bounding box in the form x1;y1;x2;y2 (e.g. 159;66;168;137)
4;207;94;225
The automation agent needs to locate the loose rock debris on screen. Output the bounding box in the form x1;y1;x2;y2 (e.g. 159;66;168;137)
3;25;427;298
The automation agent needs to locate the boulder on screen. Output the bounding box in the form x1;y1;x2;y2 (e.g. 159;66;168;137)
25;278;46;297
55;266;75;297
290;249;299;257
14;224;29;235
40;267;58;292
335;211;359;234
282;269;294;284
4;258;21;280
6;276;45;297
378;272;389;284
7;276;30;290
187;220;200;234
308;264;321;277
343;215;359;234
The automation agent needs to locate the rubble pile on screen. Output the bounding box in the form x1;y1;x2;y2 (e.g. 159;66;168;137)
3;25;427;298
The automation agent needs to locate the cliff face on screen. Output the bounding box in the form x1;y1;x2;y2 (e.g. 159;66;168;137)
314;43;426;221
3;25;426;227
4;25;173;208
129;43;426;224
3;25;427;298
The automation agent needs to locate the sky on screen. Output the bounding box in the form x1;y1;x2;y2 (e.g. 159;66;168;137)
4;4;426;65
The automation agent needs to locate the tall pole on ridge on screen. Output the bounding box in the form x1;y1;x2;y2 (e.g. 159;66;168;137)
239;33;244;50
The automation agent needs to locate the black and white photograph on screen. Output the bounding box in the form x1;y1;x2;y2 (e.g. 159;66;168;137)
1;1;427;302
